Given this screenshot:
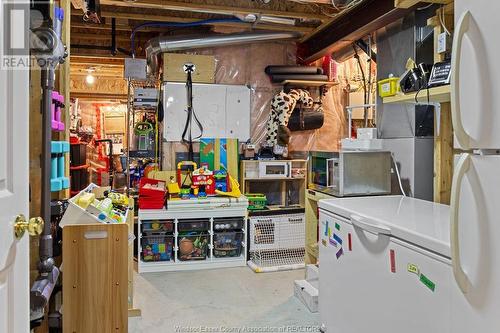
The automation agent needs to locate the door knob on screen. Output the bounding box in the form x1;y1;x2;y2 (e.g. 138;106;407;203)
14;214;44;240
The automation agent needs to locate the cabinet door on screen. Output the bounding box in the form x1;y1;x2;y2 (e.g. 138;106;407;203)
388;239;452;333
319;211;392;333
453;0;500;149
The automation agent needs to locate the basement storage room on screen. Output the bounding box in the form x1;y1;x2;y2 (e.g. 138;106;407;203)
3;0;500;332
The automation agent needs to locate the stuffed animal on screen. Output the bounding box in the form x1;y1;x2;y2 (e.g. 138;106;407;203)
266;89;314;146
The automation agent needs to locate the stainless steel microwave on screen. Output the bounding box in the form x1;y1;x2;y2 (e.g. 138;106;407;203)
308;151;392;197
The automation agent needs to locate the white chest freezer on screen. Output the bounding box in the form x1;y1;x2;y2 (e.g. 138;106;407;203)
318;196;453;333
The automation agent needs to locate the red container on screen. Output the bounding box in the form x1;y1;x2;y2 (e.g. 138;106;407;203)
139;178;166;209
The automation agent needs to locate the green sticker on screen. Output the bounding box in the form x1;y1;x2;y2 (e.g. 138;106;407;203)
328;227;332;237
407;263;420;275
420;273;436;292
335;223;341;231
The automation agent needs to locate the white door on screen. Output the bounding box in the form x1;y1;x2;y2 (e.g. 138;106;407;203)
0;1;31;331
450;154;500;332
452;0;500;150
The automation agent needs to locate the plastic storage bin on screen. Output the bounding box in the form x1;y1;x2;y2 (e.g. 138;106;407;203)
378;77;399;97
245;193;267;211
138;178;166;209
213;217;244;231
141;220;174;233
178;233;209;261
60;183;129;228
178;219;210;232
213;232;243;258
70;143;87;166
141;234;174;262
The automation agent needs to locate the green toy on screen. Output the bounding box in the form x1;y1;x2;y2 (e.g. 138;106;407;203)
134;122;154;151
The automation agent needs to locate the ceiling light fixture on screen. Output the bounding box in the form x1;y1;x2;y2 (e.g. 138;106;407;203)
85;67;96;86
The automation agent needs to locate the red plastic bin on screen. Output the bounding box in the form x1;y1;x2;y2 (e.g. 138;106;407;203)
139;178;166;209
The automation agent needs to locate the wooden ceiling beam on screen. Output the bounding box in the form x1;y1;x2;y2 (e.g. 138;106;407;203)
99;11;314;33
299;0;417;62
71;56;125;65
71;33;132;42
99;0;328;21
394;0;452;9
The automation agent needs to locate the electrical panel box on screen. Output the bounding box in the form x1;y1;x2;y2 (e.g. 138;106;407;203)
163;82;251;142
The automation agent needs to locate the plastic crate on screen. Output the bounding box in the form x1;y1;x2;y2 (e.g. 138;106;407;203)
213;217;245;231
245;193;267;211
177;219;210;232
70;168;89;192
213;231;243;258
178;233;209;261
141;234;174;262
138;178;166;209
142;220;174;233
70;143;87;166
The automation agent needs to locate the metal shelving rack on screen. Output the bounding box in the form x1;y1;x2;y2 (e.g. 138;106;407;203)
125;79;162;195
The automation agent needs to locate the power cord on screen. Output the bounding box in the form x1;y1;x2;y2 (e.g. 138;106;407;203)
391;152;407;197
181;63;203;161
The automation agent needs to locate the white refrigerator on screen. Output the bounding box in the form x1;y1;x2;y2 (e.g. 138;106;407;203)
450;0;500;331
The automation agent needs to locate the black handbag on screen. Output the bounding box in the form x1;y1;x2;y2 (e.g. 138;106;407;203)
287;103;324;132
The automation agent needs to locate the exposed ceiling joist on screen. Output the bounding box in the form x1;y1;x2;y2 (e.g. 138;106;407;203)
71;57;124;67
99;0;329;21
99;10;314;33
394;0;452;9
71;33;131;42
286;0;332;3
299;0;416;62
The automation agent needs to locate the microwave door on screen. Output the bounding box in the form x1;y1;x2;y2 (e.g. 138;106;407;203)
326;159;335;188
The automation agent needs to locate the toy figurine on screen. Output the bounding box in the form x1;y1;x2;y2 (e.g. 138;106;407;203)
214;170;228;192
167;176;181;200
192;166;215;196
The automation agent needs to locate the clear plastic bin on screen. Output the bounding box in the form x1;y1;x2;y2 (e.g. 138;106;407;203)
141;234;174;262
213;217;245;231
178;219;210;232
213;232;244;258
141;220;174;233
178;232;209;261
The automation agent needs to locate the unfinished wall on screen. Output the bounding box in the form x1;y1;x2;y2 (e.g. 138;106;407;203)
162;40;351;168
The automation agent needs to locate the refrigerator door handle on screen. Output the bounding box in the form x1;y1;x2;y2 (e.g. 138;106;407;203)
350;214;391;236
450;153;472;294
451;10;473;150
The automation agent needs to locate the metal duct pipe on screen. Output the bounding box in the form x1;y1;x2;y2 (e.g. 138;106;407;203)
145;31;302;77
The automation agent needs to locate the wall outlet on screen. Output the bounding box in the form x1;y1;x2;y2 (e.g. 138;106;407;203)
437;32;448;54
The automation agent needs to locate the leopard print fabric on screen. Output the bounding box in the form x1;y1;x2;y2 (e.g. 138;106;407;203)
266;89;314;146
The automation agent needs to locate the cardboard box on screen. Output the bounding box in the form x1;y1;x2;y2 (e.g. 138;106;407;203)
163;53;215;83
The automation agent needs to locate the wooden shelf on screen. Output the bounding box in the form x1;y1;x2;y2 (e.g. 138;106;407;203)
280;80;339;87
382;85;450;104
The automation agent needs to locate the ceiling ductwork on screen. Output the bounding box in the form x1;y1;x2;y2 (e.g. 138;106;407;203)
145;30;302;77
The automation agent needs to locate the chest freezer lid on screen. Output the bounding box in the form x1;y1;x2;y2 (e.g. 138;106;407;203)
319;196;451;257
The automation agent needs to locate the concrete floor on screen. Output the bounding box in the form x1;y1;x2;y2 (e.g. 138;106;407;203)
129;267;320;333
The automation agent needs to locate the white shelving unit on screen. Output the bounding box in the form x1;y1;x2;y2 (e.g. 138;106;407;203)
138;203;248;273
